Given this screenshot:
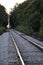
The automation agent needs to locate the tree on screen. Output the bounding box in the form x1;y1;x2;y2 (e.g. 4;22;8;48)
10;9;19;28
10;0;42;33
0;4;8;27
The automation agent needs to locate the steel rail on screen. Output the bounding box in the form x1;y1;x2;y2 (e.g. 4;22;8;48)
20;35;43;51
12;30;43;50
10;32;25;65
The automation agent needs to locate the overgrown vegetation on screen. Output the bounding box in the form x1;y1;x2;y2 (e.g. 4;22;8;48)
10;0;43;41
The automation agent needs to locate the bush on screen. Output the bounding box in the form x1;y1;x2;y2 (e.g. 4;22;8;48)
0;27;6;35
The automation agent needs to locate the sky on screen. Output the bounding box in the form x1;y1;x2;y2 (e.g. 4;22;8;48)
0;0;25;14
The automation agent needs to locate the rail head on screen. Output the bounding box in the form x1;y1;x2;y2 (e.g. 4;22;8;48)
10;32;25;65
20;35;43;51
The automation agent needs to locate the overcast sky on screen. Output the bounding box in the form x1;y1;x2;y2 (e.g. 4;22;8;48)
0;0;25;13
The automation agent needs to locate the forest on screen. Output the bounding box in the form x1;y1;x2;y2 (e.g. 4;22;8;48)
0;0;43;41
10;0;43;41
0;4;8;34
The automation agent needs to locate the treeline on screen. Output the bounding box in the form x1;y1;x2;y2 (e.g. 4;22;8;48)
10;0;43;40
0;4;8;35
0;4;8;27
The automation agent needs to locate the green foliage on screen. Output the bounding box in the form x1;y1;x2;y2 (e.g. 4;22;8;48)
0;4;8;27
10;10;19;28
10;0;41;31
10;0;43;40
16;25;28;31
0;27;6;35
30;11;41;32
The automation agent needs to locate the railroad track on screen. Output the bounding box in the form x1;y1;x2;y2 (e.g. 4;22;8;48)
20;35;43;51
9;30;43;65
10;32;25;65
11;29;43;51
